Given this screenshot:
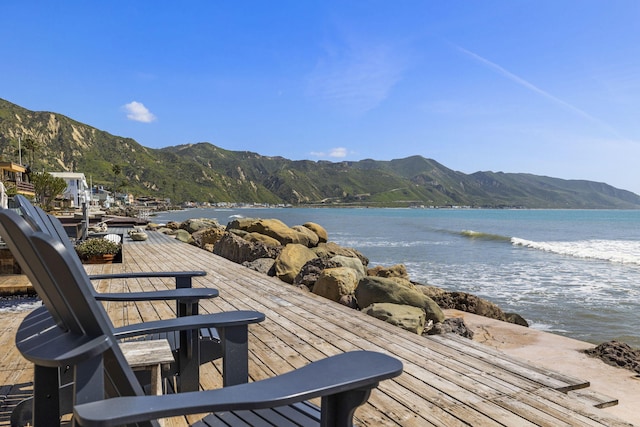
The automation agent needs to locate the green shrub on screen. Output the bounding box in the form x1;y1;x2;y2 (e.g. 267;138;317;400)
75;238;121;258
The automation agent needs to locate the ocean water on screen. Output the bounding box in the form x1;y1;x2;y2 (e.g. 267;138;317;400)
156;208;640;347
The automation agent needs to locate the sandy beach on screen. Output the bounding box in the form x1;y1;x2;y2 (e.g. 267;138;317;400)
448;309;640;425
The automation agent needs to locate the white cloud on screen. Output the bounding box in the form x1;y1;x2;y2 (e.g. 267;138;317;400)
328;147;348;158
122;101;157;123
310;147;350;158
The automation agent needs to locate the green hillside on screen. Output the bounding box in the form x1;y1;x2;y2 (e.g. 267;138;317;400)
1;98;639;209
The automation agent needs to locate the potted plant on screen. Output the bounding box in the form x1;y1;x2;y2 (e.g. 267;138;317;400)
75;237;122;264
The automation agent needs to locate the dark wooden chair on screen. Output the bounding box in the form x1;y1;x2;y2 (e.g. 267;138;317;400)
1;207;403;426
5;199;265;425
12;195;263;387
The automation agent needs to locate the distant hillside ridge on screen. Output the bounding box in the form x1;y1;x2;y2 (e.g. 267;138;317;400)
1;97;639;208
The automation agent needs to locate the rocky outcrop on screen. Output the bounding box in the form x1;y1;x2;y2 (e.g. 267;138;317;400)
368;264;409;279
173;229;194;244
355;276;445;323
166;215;527;339
303;222;328;243
213;232;282;264
425;318;474;339
312;267;359;302
421;288;529;327
291;225;320;247
181;218;221;234
585;341;640;374
313;242;369;267
362;303;427;334
229;218;315;246
293;257;342;289
192;227;225;249
242;258;276;276
244;232;281;247
274;244;317;284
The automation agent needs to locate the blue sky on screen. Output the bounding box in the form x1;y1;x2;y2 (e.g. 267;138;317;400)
3;1;640;194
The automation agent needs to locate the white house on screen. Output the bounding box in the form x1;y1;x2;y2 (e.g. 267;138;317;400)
49;172;92;208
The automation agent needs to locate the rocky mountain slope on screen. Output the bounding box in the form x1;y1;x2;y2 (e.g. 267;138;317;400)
1;98;639;208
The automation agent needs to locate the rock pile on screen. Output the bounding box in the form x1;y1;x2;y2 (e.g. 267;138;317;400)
585;341;640;374
148;216;528;337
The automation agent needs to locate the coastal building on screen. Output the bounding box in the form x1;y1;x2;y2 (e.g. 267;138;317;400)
49;172;91;208
92;185;114;207
0;161;35;198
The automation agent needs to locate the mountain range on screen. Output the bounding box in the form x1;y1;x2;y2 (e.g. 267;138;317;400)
1;97;639;209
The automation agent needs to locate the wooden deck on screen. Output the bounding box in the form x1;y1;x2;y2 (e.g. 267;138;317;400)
0;229;635;426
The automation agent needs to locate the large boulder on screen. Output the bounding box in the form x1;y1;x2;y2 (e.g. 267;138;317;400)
425;318;474;339
303;222;328;243
312;267;359;302
362;303;427;335
418;285;448;299
173;229;194;244
420;287;529;327
367;264;409;279
244;232;282;247
330;255;366;279
191;227;225;248
237;218;315;246
274;244;318;284
226;217;259;231
313;242;369;267
355;276;445;323
291;225;320;247
242;258;276;276
428;291;508;322
166;221;181;230
293;257;342;289
213;232;282;264
585;341;640;374
181;218;220;234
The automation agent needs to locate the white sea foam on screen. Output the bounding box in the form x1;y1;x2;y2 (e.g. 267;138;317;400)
0;298;42;313
511;238;640;265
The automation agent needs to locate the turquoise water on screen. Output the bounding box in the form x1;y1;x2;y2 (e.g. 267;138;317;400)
154;208;640;347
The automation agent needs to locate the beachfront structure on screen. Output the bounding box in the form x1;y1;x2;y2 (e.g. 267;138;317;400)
49;172;91;208
0;161;35;198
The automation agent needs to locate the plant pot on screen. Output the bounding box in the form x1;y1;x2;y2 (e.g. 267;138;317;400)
87;254;116;264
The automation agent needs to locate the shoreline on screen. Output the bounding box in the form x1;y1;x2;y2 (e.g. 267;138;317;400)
450;309;640;425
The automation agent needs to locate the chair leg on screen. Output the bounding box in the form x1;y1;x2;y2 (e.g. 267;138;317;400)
11;367;77;427
32;365;60;427
74;355;105;404
177;328;200;392
176;280;201;393
10;398;31;427
320;388;373;427
220;325;249;386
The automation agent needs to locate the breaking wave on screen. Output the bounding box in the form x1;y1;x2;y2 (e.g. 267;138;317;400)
511;238;640;265
459;230;512;242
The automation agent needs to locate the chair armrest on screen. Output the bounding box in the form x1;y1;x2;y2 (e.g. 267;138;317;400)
17;327;113;368
88;271;206;280
73;351;403;427
94;287;218;302
89;271;207;289
112;311;265;339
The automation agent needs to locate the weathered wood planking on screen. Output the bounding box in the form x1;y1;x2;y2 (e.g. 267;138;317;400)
89;231;633;427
